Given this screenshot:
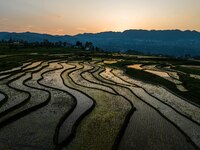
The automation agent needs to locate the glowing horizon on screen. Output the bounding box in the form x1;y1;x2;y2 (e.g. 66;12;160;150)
0;0;200;35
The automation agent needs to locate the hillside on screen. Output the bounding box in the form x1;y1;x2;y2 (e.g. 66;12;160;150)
0;30;200;56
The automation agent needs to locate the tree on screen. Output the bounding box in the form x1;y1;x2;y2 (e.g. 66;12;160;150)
85;42;94;50
43;39;50;48
95;47;100;52
58;41;63;47
76;41;83;48
63;42;67;47
8;38;13;43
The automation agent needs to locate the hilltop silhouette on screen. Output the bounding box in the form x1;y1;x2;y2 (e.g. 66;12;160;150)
1;30;200;56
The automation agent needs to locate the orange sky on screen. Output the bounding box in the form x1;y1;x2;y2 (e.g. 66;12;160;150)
0;0;200;35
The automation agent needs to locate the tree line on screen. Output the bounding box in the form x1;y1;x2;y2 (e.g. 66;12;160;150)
0;38;101;51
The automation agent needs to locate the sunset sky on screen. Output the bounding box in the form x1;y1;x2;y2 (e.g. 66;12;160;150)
0;0;200;35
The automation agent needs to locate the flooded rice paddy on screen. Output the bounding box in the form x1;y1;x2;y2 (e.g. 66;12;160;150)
0;60;199;150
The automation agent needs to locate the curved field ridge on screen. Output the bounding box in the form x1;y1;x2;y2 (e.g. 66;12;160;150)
110;68;200;148
0;92;5;101
0;61;32;76
39;62;95;148
113;69;200;124
64;62;131;150
0;61;50;124
0;60;199;150
80;62;135;149
38;62;77;148
0;62;76;149
0;92;7;107
96;67;197;149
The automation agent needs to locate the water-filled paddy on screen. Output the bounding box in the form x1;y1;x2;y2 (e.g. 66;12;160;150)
0;60;199;149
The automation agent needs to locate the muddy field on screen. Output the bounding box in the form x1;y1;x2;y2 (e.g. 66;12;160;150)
0;60;199;150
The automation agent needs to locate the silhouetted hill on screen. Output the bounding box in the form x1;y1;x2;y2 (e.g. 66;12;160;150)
1;30;200;56
0;32;76;43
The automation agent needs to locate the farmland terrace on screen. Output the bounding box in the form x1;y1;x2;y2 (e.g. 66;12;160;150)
0;51;199;150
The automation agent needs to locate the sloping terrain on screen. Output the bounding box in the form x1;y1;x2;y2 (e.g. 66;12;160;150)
0;60;199;150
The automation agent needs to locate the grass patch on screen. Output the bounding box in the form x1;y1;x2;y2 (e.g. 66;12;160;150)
107;61;200;105
173;66;200;75
179;74;200;104
0;47;93;71
0;47;83;55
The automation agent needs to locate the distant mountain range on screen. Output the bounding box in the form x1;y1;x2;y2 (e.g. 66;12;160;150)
0;30;200;56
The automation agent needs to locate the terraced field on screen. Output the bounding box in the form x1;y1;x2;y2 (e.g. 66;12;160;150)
0;60;199;150
128;64;188;92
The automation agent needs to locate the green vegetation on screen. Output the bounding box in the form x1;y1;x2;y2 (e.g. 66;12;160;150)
173;66;200;75
0;47;84;55
0;37;104;72
0;54;58;71
0;48;199;149
107;61;200;105
1;44;200;106
0;47;88;72
179;74;200;104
